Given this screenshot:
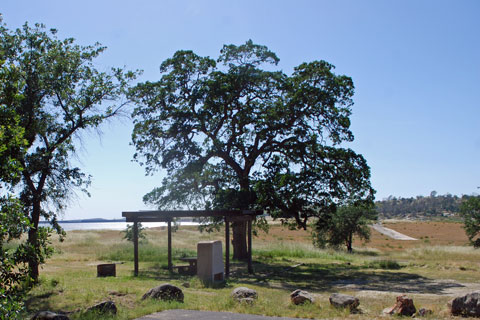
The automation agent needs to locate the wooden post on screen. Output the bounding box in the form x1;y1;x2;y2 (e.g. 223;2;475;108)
167;220;172;272
133;221;139;276
247;219;253;274
225;218;230;278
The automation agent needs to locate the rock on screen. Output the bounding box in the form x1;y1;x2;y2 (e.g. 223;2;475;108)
182;282;190;288
86;301;117;314
383;295;416;316
417;308;433;316
31;311;70;320
231;287;257;303
329;293;359;311
290;289;315;305
449;291;480;317
142;283;184;302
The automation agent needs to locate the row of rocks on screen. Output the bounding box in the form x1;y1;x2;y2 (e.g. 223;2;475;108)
31;284;480;319
232;287;360;312
234;287;480;318
382;292;480;317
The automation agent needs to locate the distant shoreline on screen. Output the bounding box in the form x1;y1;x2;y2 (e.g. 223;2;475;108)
39;218;127;224
38;217;194;224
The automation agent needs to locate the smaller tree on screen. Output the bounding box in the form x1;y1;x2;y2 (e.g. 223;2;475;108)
0;21;138;281
460;196;480;248
123;223;147;243
312;203;377;252
0;61;30;319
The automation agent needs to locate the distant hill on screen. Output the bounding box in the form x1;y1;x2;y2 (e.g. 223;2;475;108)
375;192;479;220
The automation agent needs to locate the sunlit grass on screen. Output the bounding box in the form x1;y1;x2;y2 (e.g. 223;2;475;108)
23;222;480;319
255;241;354;261
400;245;480;263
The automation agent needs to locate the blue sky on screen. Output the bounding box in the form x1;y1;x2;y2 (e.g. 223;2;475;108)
2;0;479;219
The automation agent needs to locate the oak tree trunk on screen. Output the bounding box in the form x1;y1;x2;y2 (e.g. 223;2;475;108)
27;197;41;282
231;179;250;260
232;221;248;260
346;233;353;253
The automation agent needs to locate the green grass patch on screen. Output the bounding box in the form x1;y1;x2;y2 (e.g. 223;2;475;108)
98;243;195;263
254;242;353;262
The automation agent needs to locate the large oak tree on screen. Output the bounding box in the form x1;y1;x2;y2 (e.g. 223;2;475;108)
130;41;373;259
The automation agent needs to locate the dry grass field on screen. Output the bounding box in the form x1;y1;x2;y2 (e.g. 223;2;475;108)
24;220;480;319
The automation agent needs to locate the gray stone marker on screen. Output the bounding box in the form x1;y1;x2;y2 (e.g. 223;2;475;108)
197;240;224;283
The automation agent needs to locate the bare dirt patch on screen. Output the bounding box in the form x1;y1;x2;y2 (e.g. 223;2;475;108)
356;221;470;252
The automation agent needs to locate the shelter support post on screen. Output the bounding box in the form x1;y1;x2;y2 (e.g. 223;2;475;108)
225;219;230;278
168;220;172;272
122;210;263;277
247;219;253;274
133;221;139;276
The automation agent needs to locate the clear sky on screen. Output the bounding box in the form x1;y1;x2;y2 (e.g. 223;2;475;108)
2;0;479;220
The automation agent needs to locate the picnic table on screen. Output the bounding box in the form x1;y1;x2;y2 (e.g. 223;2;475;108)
173;257;197;275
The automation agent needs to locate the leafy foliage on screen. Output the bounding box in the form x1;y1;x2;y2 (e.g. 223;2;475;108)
0;287;25;320
256;146;374;230
130;40;373;257
0;20;137;280
312;203;377;252
123;222;147;243
0;54;29;318
460;196;480;247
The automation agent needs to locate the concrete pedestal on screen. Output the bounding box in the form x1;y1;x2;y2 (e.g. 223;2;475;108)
197;240;224;284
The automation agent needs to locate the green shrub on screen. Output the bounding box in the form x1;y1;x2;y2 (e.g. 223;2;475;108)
366;259;402;270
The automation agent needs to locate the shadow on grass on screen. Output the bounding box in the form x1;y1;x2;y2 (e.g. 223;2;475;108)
134;263;197;283
25;290;73;315
124;257;465;295
234;260;465;295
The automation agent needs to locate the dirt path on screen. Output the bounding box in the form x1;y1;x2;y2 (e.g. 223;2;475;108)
372;223;418;240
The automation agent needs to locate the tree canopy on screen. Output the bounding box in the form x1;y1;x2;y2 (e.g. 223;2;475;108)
313;203;377;252
460;196;480;248
0;21;137;280
130;40;374;258
0;58;31;319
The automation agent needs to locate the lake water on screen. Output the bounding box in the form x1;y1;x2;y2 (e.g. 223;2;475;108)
40;221;199;231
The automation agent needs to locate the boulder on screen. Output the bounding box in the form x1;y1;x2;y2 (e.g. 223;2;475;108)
31;311;70;320
329;293;359;311
449;291;480;317
290;289;315;305
142;283;184;302
86;301;117;314
231;287;257;303
383;295;416;316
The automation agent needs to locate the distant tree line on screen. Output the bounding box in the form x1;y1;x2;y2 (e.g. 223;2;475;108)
375;191;480;219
